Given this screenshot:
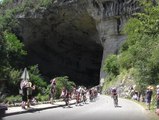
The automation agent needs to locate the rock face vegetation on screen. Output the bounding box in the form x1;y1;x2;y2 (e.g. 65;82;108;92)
103;0;159;96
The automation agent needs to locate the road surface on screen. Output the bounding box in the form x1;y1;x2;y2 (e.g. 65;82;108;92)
3;95;149;120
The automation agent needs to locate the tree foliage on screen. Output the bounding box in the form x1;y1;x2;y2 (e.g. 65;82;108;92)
103;54;119;76
0;31;26;83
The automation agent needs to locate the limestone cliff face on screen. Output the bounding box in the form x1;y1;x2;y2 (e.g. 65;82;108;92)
86;0;140;85
14;0;139;86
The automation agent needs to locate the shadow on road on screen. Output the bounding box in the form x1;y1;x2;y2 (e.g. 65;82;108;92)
63;106;73;109
116;105;122;108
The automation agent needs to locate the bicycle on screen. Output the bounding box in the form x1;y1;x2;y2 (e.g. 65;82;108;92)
112;95;118;107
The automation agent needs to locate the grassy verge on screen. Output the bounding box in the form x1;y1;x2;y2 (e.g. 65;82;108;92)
131;99;159;120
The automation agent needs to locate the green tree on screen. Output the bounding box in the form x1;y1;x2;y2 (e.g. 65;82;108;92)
0;31;27;95
103;54;119;76
28;65;47;96
3;31;27;67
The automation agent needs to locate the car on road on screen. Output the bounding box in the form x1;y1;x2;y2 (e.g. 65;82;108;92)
0;104;8;117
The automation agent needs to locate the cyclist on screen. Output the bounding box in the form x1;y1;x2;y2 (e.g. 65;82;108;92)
111;87;118;107
50;78;56;104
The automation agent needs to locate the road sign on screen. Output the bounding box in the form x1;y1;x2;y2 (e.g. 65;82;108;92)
21;67;29;81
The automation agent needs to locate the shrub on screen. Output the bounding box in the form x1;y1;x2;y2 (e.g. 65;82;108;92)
103;54;119;76
5;95;21;104
36;93;49;102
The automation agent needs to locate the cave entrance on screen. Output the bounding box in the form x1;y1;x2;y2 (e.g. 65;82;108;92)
18;12;103;87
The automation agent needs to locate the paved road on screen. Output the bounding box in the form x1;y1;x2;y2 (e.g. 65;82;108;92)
3;95;149;120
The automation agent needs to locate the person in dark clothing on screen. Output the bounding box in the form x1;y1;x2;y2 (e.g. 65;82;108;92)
145;86;153;110
20;80;28;109
111;87;118;107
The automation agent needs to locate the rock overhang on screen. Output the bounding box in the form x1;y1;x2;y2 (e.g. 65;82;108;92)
12;0;140;86
16;2;103;86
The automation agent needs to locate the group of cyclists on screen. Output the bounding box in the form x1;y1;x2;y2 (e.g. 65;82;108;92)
49;78;100;107
20;77;118;109
49;78;118;108
20;75;159;111
60;86;99;107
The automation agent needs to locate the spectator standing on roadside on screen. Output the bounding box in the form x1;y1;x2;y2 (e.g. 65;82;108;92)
50;78;56;104
145;86;153;110
20;80;28;109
